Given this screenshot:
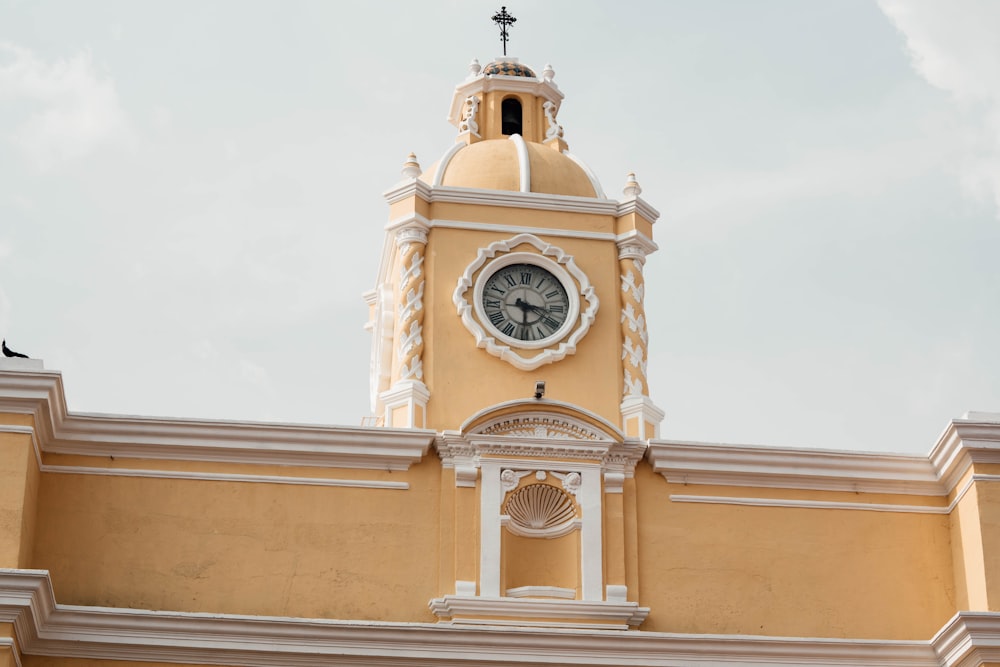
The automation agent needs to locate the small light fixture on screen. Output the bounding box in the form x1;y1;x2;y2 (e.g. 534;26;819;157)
534;381;545;399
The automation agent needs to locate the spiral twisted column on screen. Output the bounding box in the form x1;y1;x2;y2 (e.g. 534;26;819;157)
378;220;430;428
396;227;427;382
617;237;663;440
619;243;649;399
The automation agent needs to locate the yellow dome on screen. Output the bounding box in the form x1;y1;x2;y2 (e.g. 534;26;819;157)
420;139;602;198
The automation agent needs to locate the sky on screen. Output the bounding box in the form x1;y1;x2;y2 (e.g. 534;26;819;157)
1;0;998;455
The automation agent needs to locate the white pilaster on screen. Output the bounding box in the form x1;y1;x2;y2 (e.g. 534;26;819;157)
479;460;503;597
579;467;603;600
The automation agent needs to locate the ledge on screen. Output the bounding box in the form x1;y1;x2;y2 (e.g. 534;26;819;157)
382;180;620;214
647;439;942;495
1;569;962;666
648;414;1000;497
0;369;433;471
428;595;649;630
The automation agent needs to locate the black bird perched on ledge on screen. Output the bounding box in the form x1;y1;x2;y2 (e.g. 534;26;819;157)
2;339;29;358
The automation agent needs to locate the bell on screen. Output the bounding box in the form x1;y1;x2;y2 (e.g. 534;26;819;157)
501;98;523;136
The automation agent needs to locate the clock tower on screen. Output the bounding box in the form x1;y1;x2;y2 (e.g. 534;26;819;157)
365;55;663;621
366;56;663;440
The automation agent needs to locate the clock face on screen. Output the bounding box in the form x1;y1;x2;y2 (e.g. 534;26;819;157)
480;262;571;343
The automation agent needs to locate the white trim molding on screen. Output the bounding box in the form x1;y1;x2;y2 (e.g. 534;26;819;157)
8;568;997;667
428;595;649;630
932;611;1000;666
383;179;620;214
429;217;616;240
615;195;661;223
648;413;1000;498
0;370;433;471
929;412;1000;492
453;234;599;370
647;438;943;495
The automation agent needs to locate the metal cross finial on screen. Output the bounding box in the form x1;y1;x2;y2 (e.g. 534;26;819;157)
491;6;516;56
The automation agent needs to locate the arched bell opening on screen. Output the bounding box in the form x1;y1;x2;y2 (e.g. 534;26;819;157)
501;97;523;136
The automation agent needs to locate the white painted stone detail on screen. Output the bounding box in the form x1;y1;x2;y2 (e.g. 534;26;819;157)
543;100;563;141
551;470;582;496
454;233;599;370
606;584;628;602
500;468;533;493
480;416;603;440
503;483;577;537
458;95;480;136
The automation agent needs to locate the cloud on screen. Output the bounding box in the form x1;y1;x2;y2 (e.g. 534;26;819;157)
0;42;132;169
668;132;953;230
878;0;1000;216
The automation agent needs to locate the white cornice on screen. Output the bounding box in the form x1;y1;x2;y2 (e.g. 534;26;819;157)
615;195;661;223
437;432;615;465
615;229;659;256
669;494;952;514
648;414;1000;497
0;568;958;667
932;612;1000;666
382;180;619;214
382;177;434;205
646;439;943;495
430;217;615;240
929;413;1000;492
0;370;433;471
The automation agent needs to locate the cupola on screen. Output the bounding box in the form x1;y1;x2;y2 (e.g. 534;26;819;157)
419;57;606;198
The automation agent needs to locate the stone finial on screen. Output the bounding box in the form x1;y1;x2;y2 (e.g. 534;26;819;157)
401;152;421;179
622;172;642;197
468;58;482;78
542;63;555;82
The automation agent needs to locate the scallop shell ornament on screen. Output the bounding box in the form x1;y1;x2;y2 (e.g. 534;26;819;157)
504;484;577;537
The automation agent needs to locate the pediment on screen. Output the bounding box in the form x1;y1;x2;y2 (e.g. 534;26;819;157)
461;399;622;442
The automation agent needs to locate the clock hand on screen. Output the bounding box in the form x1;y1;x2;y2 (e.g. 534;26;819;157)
512;297;530;325
513;297;533;312
522;302;551;315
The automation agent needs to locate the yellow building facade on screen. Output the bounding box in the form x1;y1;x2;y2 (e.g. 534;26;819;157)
2;56;1000;667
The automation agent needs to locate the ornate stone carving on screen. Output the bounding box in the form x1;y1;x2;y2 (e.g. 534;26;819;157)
543;100;563;141
552;470;582;496
397;237;426;381
453;233;599;371
503;483;577;538
480;415;603;440
500;468;533;493
459;95;480;135
619;249;648;398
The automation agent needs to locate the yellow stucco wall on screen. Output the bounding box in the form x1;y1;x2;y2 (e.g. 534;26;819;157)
30;458;442;621
952;478;987;610
0;427;40;568
503;531;580;594
633;463;956;639
972;480;1000;610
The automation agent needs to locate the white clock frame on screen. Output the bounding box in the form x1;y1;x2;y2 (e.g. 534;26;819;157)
454;233;599;370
